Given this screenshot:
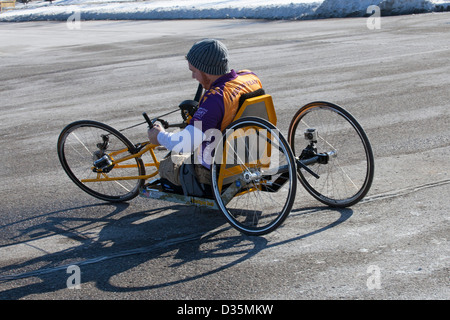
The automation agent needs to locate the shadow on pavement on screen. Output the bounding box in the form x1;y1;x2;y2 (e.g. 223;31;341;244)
0;202;352;299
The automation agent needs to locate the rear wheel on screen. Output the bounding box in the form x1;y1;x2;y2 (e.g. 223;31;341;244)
211;117;297;235
57;120;145;202
288;102;374;207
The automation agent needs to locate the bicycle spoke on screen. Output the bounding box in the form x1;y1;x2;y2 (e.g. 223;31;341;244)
288;102;374;207
212;118;296;235
58;120;145;202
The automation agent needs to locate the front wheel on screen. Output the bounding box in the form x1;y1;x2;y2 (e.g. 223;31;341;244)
288;102;374;208
211;117;297;236
57;120;145;202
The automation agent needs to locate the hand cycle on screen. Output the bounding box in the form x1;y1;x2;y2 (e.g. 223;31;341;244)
57;84;374;236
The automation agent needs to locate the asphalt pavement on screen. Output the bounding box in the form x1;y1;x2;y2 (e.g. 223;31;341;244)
0;13;449;301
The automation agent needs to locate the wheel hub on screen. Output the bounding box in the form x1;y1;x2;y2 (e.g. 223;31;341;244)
242;170;262;183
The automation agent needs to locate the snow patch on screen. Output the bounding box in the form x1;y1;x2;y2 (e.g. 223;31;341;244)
1;0;449;22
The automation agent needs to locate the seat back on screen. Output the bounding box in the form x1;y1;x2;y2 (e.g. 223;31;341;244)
215;91;278;189
232;90;277;126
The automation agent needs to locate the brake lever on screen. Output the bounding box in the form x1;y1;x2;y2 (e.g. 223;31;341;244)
142;112;153;129
155;118;169;129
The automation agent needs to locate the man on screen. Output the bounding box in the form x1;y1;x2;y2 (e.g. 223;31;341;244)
147;39;263;190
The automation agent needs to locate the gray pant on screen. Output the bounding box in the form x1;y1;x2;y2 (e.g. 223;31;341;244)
158;154;211;186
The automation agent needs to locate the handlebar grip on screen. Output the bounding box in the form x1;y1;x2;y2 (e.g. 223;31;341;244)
143;112;153;129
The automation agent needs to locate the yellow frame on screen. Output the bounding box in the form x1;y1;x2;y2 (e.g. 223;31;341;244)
80;142;160;183
79;94;278;200
234;94;277;126
216;94;277;193
216;127;271;193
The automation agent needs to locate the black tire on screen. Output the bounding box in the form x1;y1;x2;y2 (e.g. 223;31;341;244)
211;117;297;235
288;101;374;207
57;120;145;202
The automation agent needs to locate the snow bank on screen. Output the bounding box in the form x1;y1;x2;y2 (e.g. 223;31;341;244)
317;0;435;18
1;0;449;22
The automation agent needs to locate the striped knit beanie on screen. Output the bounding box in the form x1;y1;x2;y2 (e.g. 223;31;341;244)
186;39;229;75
